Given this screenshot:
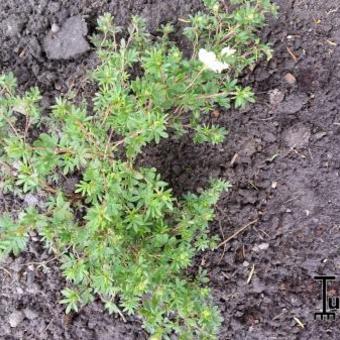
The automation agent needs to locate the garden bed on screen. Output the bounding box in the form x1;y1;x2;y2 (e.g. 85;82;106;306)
1;0;340;339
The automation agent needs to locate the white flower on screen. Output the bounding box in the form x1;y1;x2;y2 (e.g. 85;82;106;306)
198;48;229;73
221;46;236;57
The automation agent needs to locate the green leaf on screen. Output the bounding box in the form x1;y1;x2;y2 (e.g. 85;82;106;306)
193;124;227;144
0;214;28;257
234;86;255;108
60;288;81;313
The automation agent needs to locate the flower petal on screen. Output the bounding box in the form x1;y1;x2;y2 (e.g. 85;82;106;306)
221;46;236;56
199;48;229;73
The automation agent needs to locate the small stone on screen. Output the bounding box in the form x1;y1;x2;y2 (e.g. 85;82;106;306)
314;131;327;141
12;161;21;170
252;243;269;252
51;23;60;33
8;310;25;328
269;89;285;106
211;109;220;118
24;193;39;206
283;72;297;85
271;181;278;189
258;243;269;250
16;287;24;295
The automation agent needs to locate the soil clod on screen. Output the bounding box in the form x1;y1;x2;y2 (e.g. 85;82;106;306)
43;16;90;60
8;310;25;328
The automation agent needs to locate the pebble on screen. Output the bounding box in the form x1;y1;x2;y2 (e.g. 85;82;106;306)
211;109;220;118
12;161;21;170
283;73;297;85
24;193;39;206
16;287;24;295
8;310;25;328
258;243;270;250
51;23;60;33
253;243;270;252
314;131;327;141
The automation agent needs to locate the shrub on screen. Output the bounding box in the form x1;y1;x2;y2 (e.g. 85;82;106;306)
0;0;276;338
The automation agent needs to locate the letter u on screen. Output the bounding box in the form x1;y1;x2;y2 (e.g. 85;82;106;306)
328;297;340;310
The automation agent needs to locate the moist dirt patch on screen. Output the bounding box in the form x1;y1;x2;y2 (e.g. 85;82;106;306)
1;0;340;339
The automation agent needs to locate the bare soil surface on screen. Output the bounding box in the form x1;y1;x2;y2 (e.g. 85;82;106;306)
1;0;340;339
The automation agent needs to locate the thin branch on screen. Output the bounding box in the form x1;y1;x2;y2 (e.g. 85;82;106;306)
217;219;258;249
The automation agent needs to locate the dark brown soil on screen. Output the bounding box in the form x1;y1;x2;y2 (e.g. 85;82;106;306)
1;0;340;339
